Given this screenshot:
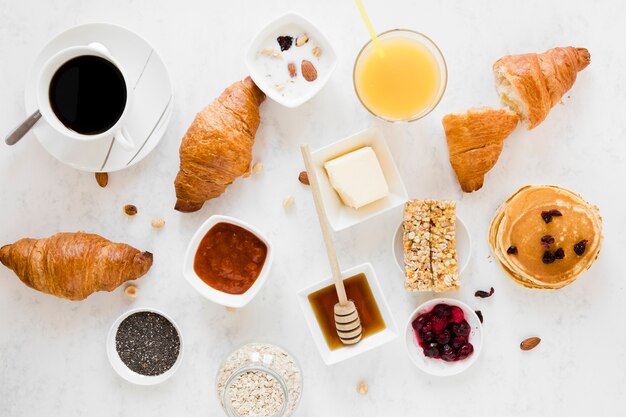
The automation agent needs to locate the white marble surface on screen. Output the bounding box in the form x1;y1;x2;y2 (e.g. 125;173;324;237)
1;0;625;416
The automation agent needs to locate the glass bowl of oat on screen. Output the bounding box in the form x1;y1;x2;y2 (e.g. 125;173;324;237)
217;343;303;417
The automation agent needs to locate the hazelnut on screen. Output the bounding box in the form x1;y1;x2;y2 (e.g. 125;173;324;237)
151;218;165;228
298;171;310;185
357;381;368;395
123;204;138;216
124;285;138;298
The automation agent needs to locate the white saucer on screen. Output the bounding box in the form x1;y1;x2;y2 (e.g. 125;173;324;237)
24;23;173;172
392;216;472;276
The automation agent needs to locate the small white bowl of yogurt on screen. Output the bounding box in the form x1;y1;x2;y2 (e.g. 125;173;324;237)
245;12;337;107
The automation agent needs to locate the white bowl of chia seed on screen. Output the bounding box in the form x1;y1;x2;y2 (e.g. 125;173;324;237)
106;307;183;385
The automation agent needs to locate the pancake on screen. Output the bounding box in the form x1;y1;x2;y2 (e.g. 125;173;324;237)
489;185;602;289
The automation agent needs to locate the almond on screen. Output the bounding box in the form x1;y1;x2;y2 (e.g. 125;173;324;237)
295;34;309;47
520;337;541;351
298;171;310;185
301;60;317;82
95;172;108;188
288;62;297;78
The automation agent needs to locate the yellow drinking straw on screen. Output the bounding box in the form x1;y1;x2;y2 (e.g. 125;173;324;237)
355;0;385;57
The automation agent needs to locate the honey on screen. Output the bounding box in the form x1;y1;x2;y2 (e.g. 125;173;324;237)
308;273;385;350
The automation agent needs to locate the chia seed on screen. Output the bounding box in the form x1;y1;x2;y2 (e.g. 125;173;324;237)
115;311;180;376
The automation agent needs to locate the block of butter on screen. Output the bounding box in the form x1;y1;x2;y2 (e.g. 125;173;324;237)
324;147;389;209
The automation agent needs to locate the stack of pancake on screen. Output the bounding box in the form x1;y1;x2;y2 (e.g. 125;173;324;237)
489;185;602;289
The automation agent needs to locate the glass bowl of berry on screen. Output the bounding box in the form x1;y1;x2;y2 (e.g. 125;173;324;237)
404;298;483;376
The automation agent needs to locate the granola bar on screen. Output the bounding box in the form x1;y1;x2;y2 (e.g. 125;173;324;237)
430;200;459;291
402;199;459;292
403;200;433;291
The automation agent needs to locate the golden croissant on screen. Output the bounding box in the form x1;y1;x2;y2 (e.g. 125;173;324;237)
493;46;590;129
0;232;153;300
443;108;518;192
174;76;266;213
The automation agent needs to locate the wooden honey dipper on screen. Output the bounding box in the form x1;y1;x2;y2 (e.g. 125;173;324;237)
301;144;362;345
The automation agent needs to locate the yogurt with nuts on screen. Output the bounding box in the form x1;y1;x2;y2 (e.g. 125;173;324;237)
246;15;336;107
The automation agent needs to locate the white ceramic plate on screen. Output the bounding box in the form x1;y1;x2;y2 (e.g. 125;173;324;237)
245;12;337;107
310;128;408;232
297;262;398;365
392;216;472;275
183;215;274;308
24;23;173;172
106;307;183;385
404;298;482;376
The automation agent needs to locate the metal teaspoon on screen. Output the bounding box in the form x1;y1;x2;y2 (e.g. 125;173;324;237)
5;110;41;145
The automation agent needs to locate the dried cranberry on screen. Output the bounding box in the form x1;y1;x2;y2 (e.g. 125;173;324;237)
554;248;565;260
475;310;483;323
542;251;556;264
475;287;495;298
452;336;466;349
458;343;474;359
507;245;518;255
450;306;464;324
432;304;452;318
412;315;428;332
437;329;451;345
441;344;457;362
276;35;293;51
419;331;435;343
574;240;588;256
541;209;563;224
540;235;555;248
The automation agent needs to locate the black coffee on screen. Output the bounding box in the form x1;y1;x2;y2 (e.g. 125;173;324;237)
49;55;127;135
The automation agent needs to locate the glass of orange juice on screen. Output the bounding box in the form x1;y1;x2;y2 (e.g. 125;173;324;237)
353;29;447;122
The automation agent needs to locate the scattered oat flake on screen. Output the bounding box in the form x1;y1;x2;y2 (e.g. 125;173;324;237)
312;46;321;58
124;285;137;298
283;195;295;209
252;162;263;174
226;306;236;312
357;381;368;395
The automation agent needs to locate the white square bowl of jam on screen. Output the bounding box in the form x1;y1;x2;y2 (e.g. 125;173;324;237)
183;215;273;308
297;262;398;365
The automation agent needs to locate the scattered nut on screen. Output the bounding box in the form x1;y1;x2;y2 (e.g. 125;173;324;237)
226;306;237;312
258;49;282;59
295;34;309;47
283;195;295;209
288;62;297;78
312;46;322;58
357;382;368;395
252;162;263;174
301;60;317;82
123;204;138;216
275;83;285;92
520;337;541;351
151;218;165;228
298;171;310;185
95;172;108;188
124;284;138;298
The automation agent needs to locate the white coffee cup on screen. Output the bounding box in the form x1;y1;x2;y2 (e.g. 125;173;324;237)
37;42;135;150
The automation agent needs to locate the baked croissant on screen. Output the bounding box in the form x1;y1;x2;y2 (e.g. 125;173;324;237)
493;46;590;129
0;232;153;300
174;76;266;212
443;108;518;192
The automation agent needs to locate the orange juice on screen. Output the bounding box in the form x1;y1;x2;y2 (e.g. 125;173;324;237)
354;31;444;121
